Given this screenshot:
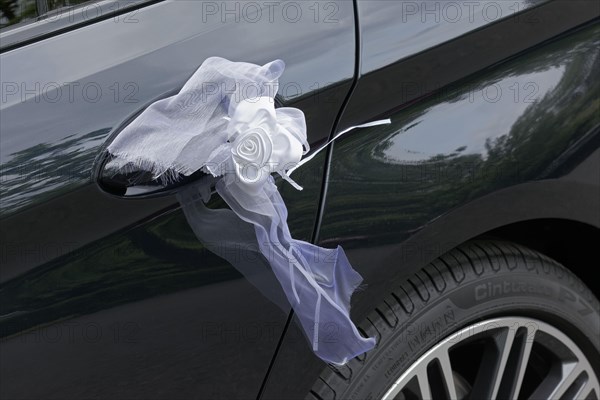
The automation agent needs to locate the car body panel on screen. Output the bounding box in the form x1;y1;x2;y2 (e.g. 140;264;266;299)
0;0;355;276
340;0;600;131
0;151;326;399
0;0;598;398
0;0;354;217
1;1;352;398
261;21;600;398
357;0;549;74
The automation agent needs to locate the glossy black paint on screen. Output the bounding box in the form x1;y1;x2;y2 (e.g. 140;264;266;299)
262;22;600;398
340;0;600;131
0;1;598;399
0;151;326;398
357;0;549;74
1;1;354;398
0;0;355;216
0;1;355;268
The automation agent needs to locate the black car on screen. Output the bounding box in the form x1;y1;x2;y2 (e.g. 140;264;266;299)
1;1;599;399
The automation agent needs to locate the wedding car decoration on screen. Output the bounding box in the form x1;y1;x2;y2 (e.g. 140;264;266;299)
106;57;377;365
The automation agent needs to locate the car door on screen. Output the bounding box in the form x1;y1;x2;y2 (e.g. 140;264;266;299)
260;1;600;398
0;1;356;398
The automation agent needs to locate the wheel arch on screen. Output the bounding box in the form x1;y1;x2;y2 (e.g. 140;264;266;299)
368;177;600;315
482;218;600;300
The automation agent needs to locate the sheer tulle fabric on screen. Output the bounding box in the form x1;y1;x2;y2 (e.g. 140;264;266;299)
107;57;376;364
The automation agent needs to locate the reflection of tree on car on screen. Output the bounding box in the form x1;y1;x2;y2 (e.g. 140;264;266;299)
321;25;600;248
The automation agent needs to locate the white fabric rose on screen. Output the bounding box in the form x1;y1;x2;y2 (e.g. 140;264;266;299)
228;96;306;191
231;126;273;185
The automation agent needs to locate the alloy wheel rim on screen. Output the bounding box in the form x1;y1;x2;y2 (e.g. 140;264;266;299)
382;317;599;400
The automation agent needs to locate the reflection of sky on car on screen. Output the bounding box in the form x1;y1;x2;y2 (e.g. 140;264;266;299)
0;1;354;160
0;1;355;216
380;67;565;163
0;1;353;110
359;0;547;73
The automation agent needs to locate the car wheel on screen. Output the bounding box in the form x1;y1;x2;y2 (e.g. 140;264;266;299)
308;241;600;399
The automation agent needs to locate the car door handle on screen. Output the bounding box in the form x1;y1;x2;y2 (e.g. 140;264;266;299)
93;94;389;199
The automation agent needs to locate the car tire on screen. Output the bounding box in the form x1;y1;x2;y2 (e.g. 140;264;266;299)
308;240;600;399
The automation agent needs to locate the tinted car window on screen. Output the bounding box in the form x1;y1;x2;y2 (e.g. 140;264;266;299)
0;0;90;30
